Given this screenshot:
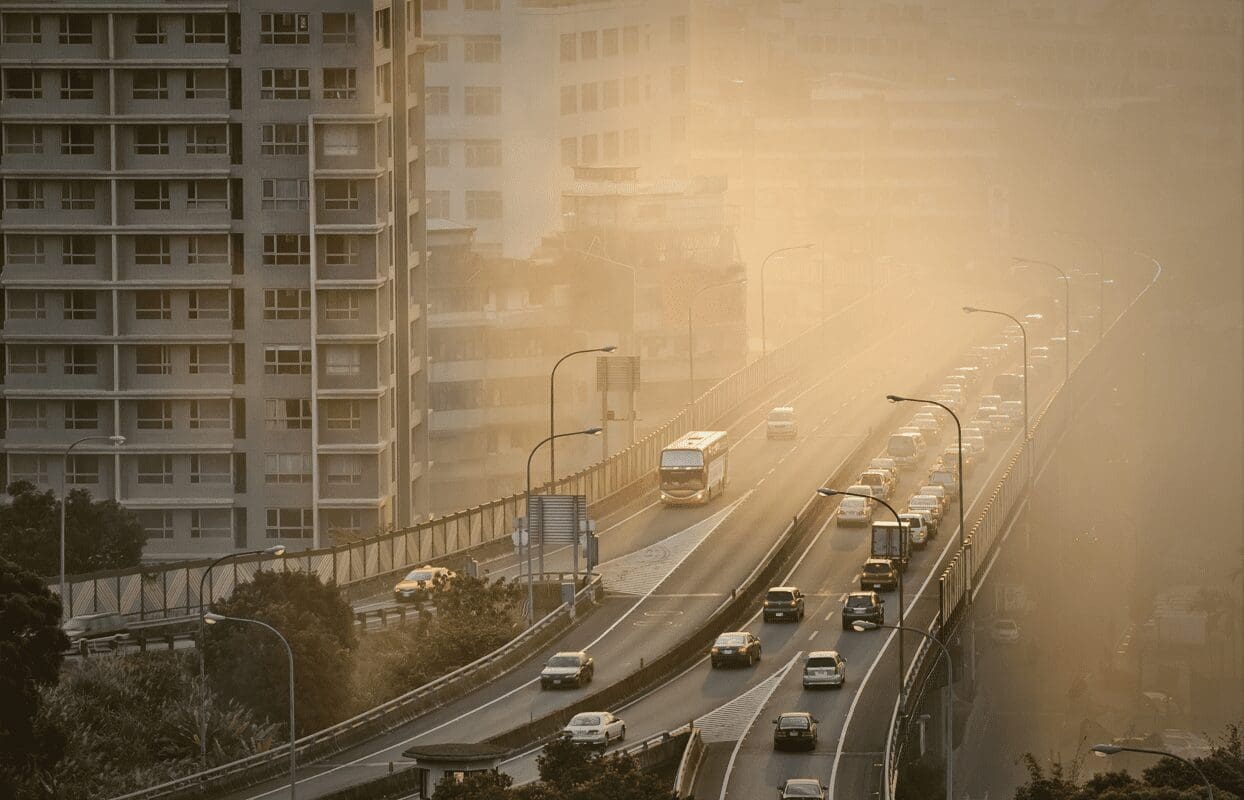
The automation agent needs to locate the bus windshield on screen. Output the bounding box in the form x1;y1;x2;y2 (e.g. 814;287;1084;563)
660;450;704;469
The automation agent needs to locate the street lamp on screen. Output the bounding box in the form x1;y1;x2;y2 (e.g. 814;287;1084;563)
887;394;965;555
203;612;298;800
59;434;126;618
1091;744;1214;800
549;346;616;488
817;487;909;704
197;545;285;763
689;278;746;425
853;620;954;800
1012;257;1070;382
963;306;1029;440
760;243;815;359
525;427;602;623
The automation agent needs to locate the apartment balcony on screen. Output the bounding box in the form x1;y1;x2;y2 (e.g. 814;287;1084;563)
113;17;230;62
4;358;114;393
118;140;231;174
316;363;380;392
116;182;231;227
118;424;234;450
122;472;236;501
3;418;121;448
3;314;115;341
319;479;385;502
0;260;110;286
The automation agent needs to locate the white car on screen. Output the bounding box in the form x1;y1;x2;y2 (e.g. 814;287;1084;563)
907;494;943;525
918;484;949;512
899;512;929;547
778;778;827;799
846;483;880;501
991;618;1020;644
836;495;872;526
562;711;625;746
868;457;899;482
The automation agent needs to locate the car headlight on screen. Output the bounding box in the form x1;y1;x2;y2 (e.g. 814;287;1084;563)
710;647;719;654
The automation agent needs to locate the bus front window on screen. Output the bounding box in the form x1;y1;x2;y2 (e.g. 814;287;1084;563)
660;470;704;490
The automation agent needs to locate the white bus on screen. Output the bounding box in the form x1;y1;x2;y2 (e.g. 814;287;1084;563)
659;430;729;505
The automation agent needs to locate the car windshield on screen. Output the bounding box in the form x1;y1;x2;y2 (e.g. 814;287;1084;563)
778;716;810;729
864;562;891;574
766;591;794;602
569;714;602;726
783;783;824;797
846;595;873;608
548;655;580;668
806;656;838;669
715;634;747;647
841;497;867;509
769;410;794;422
404;570;434;581
911;497;936;508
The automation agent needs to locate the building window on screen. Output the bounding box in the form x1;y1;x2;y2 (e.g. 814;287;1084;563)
375;62;391;103
189;345;229;374
323;292;360;320
580;30;598;59
323;399;361;430
65;400;99;430
581;134;598;163
137;510;174;539
185;70;226;99
464;35;501;63
135;345;171;375
134;16;166;44
186;126;226;154
184;14;225;44
61;180;96;210
189;399;230;428
464;86;500;116
560;137;578;167
325;454;362;485
133;236;171;266
188;290;229;319
465;190;502;220
261;123;308;155
137;455;174;485
58;15;92;44
64;345;98;375
322;180;360;210
464;0;500;9
3;14;41;44
63;290;97;320
12;455;50;485
60;125;94;155
136;399;173;429
374;7;391;48
9;401;49;429
266;508;313;539
324;235;360;266
603;79;619;108
262;179;309;210
602;28;618;56
671;15;687;44
188;236;228;265
264;453;312;484
465;139;502;168
324;346;361;376
622;26;639;54
263;234;311;266
559;32;576;62
264;289;311;320
260;68;310;100
4;180;44;210
425;191;450;218
190;454;231;484
265;398;311;430
4;70;41;99
62;236;96;265
264;346;312;375
581;82;599;112
134;290;172;320
190;509;231;538
132;70;168;99
7;237;45;265
424;35;448;63
133;181;170;210
66;455;99;485
8;346;47;374
323;68;357;100
260;13;309;45
322;126;360;157
322;12;356;44
134;125;169;155
4;126;43;154
425;140;449;167
9;291;46;320
425;86;449;115
560;85;577;115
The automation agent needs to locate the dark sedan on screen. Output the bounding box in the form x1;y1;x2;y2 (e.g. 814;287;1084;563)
710;631;761;668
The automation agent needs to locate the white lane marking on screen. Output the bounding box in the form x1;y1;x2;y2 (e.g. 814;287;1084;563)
242;494;752;800
717;652;803;800
808;631;820;641
598;501;743;595
825;611;836;621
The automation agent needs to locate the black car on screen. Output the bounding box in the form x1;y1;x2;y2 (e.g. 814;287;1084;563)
710;631;761;668
539;651;594;689
763;586;805;622
772;712;819;751
860;558;898;592
841;591;884;631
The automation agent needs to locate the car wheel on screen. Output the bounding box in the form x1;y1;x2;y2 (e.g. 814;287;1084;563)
619;725;626;742
755;647;761;662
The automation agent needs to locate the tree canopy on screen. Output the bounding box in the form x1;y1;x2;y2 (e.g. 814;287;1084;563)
0;482;147;577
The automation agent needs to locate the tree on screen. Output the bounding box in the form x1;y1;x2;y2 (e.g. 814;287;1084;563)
204;571;357;735
431;770;514;800
0;557;67;798
0;482;147;577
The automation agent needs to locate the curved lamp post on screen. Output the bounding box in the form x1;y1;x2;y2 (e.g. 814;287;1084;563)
525;427;602;623
204;612;297;799
760;243;815;359
1012;256;1070;382
549;346;616;487
689;278;746;425
854;620;954;800
818;487;908;703
197;545;286;763
888;394;965;554
1091;744;1214;800
964;306;1030;440
60;434;126;617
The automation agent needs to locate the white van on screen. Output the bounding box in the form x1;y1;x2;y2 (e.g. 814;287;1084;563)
766;406;797;439
887;432;922;467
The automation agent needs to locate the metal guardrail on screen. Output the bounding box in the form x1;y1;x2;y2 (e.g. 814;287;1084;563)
55;287;893;622
110;574;603;800
673;726;706;799
882;255;1164;800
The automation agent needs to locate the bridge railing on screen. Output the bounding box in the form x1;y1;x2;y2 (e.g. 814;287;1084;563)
54;284;891;622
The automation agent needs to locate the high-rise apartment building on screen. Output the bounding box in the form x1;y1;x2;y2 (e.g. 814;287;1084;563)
0;1;430;558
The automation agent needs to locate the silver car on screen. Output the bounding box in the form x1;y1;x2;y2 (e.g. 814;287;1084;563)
802;650;847;688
